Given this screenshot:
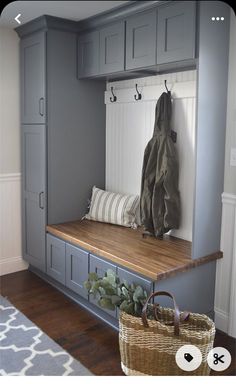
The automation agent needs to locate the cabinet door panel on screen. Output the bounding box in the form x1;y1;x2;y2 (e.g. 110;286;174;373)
157;1;196;64
99;22;125;74
89;254;117;318
126;11;157;70
117;267;153;317
47;234;66;284
22;125;46;271
77;31;99;78
118;267;153;295
20;32;46;124
66;244;89;298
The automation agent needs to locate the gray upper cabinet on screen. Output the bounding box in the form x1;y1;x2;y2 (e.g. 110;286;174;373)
22;125;46;272
77;31;99;78
156;1;196;64
125;11;157;70
65;244;89;298
20;32;46;124
99;22;125;74
47;234;66;284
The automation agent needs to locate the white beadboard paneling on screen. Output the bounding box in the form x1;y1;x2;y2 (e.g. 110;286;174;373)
106;71;196;241
0;173;28;276
214;193;236;336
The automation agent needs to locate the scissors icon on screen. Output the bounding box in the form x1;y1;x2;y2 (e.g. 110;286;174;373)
213;353;224;365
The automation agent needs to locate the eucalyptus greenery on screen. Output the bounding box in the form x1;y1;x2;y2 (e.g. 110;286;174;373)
84;269;149;317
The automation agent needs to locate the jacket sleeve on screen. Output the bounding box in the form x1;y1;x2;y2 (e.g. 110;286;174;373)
162;139;180;231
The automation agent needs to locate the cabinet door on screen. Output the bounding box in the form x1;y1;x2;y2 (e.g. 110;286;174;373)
89;254;117;318
66;244;89;298
118;267;153;295
77;31;99;78
22;125;46;272
99;22;125;74
126;11;157;70
46;234;66;284
157;1;196;64
117;268;153;318
20;32;46;124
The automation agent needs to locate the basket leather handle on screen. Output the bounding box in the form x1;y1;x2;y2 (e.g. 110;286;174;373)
142;291;182;336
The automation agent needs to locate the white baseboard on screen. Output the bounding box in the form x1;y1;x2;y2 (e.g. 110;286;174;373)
214;308;229;334
0;257;28;276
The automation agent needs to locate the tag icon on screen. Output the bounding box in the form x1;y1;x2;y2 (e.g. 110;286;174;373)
184;353;193;363
176;345;202;371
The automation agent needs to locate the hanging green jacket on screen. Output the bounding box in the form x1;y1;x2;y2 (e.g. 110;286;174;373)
140;91;180;237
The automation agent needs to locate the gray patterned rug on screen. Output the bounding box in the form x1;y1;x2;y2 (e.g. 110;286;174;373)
0;296;93;376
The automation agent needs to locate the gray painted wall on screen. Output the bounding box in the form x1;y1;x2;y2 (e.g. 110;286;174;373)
47;29;106;224
192;1;230;259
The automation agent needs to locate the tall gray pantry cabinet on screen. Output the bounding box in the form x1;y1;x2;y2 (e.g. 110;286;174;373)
19;18;106;272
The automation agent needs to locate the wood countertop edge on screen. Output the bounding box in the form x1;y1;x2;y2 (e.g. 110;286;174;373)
46;225;223;281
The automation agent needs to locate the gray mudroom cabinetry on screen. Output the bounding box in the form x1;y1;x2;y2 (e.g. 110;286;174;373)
156;1;196;64
125;10;157;70
17;1;231;331
17;16;106;273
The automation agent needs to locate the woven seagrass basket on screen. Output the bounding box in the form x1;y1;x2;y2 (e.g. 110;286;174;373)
119;291;215;376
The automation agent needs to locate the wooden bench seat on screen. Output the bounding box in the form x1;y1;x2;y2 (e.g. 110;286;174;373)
46;219;222;281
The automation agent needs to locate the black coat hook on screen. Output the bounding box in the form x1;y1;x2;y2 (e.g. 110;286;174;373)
110;86;117;102
164;80;170;93
134;83;142;101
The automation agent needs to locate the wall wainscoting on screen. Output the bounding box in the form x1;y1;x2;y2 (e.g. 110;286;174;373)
214;192;236;337
0;173;28;276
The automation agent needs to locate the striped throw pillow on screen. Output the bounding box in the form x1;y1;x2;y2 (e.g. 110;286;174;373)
85;186;139;227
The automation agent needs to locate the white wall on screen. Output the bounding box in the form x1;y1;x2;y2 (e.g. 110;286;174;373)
0;27;27;275
214;10;236;337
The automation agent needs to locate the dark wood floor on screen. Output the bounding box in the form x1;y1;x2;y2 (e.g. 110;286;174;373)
0;270;235;376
